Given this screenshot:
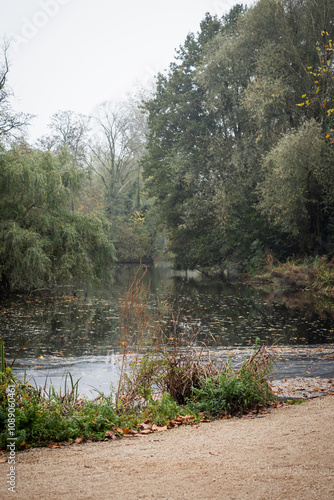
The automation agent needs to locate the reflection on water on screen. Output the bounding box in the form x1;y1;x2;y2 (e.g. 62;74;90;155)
1;263;333;396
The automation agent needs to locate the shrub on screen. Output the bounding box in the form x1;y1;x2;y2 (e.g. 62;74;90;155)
188;346;275;416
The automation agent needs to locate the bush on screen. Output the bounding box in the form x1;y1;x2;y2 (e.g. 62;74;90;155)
188;347;275;416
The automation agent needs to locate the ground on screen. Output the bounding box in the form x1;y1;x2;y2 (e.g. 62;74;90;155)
1;394;333;500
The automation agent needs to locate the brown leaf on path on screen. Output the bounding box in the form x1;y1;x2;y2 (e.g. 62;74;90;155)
209;451;220;456
105;431;116;440
48;440;63;448
139;423;152;431
126;429;138;435
140;429;153;435
0;458;7;463
152;424;168;432
75;437;83;444
116;427;123;434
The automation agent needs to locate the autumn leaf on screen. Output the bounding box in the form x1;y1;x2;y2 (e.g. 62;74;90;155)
105;430;116;440
152;424;168;432
139;423;152;431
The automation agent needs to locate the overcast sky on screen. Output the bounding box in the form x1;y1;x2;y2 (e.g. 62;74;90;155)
2;0;237;141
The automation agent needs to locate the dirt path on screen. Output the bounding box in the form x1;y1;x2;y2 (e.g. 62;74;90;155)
1;395;333;500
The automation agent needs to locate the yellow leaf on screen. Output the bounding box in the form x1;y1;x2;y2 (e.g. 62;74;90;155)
302;94;307;98
326;134;330;138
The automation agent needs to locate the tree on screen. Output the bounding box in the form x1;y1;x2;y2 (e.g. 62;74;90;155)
258;120;334;253
0;41;31;143
89;100;143;212
142;11;245;268
37;110;91;165
0;144;116;292
142;0;334;270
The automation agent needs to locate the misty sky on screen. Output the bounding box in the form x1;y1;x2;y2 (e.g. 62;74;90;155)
1;0;238;141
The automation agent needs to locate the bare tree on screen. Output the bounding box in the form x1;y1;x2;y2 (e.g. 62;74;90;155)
89;100;145;203
0;40;32;142
37;110;91;165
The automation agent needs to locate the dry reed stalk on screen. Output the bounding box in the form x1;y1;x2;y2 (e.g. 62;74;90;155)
115;265;167;409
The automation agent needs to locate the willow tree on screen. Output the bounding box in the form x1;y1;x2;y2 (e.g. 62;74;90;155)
258;120;334;253
0;145;116;292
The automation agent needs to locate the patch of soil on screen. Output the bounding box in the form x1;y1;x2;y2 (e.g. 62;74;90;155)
1;395;333;499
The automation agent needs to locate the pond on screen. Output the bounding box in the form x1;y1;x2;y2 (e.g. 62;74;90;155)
1;264;334;396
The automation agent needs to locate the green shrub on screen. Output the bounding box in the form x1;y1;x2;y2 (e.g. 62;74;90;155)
143;392;186;426
188;349;275;416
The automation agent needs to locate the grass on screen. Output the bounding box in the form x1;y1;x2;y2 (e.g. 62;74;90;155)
0;267;277;450
251;255;334;297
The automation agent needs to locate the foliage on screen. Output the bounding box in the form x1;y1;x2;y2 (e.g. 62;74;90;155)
188;346;275;416
257;120;334;252
142;0;334;271
0;144;116;291
142;392;186;427
0;341;275;450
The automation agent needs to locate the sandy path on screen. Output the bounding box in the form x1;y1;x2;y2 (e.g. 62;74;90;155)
1;395;333;500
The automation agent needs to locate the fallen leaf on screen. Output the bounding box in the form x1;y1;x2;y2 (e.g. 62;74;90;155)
0;459;7;463
152;424;168;432
105;431;116;440
140;423;152;431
